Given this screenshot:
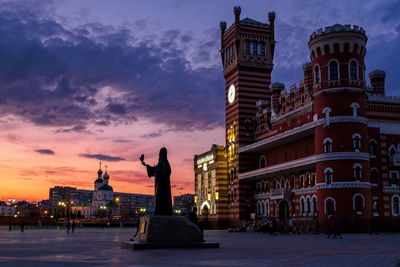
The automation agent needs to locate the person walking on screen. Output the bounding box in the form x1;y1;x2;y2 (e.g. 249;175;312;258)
71;220;76;234
326;216;336;239
335;218;343;239
66;220;71;234
20;220;25;233
189;207;204;241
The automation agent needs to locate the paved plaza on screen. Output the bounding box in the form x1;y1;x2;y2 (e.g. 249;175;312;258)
0;227;399;266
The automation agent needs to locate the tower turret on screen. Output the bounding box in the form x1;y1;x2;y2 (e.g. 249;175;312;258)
369;70;386;96
271;82;284;115
221;6;276;226
94;162;103;190
310;24;371;231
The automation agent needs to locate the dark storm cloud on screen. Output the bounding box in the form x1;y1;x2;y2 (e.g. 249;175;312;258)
0;2;224;132
35;149;55;155
79;153;126;162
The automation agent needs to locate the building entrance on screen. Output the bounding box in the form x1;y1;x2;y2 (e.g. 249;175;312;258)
279;200;289;221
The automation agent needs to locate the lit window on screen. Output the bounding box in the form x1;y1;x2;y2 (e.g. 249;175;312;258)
329;60;339;80
372;200;379;214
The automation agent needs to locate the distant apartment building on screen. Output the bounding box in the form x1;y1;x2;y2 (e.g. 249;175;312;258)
0;204;16;216
173;193;194;215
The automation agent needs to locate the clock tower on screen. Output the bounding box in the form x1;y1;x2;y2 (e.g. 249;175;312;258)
220;6;276;226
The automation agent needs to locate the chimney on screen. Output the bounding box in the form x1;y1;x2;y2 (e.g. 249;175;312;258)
233;6;241;24
369;70;386;96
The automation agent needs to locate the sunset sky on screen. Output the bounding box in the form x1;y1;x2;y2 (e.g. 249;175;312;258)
1;0;399;202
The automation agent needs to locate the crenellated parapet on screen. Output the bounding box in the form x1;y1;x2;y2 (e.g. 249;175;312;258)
310;24;366;40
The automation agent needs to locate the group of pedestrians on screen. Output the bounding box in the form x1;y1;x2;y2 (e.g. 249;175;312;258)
253;217;278;236
66;220;76;234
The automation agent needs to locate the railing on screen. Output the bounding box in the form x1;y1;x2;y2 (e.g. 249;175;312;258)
270;189;290;200
390;154;400;166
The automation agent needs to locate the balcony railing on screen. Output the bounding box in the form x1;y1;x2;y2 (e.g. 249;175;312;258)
390;154;400;166
270;188;290;200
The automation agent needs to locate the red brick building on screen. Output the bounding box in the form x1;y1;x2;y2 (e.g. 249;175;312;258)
196;6;400;232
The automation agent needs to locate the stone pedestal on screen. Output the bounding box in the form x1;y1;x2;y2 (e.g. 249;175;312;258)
121;215;219;250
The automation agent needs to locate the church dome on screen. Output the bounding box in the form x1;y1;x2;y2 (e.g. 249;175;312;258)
103;172;110;179
98;184;113;191
94;178;103;184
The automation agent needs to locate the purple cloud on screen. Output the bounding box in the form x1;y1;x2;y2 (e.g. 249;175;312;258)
79;153;126;162
35;149;55;155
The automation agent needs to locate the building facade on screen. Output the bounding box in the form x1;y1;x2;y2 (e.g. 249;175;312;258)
195;7;400;232
194;144;229;228
173;193;194;215
49;165;155;218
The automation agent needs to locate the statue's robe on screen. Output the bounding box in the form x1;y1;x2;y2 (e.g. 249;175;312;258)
146;159;173;216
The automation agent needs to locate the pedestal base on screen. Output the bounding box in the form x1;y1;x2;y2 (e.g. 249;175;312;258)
121;241;220;250
121;215;219;250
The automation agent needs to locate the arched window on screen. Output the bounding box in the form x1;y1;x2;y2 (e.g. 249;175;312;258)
299;176;304;188
258;42;265;56
256;183;261;193
306;197;311;215
391;195;400;216
369;140;377;156
261;202;265;216
353;163;362;181
329;60;339;80
352;133;361;151
323;107;332;126
259;156;267;168
245;41;250;54
265;201;269;216
312;197;317;214
349;60;358;79
324;138;333;153
354;195;364;214
350;102;360;117
324;168;333;184
372;199;379;215
314;65;320;84
370;168;378;184
300;198;305;215
325;198;335;215
252;42;257;55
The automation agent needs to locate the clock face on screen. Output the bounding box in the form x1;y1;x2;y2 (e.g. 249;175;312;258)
228;84;235;104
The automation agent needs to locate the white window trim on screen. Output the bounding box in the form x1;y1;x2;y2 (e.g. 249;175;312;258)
300;196;305;215
350;102;360;117
322;107;332;126
352;193;365;211
324;197;336;215
348;59;359;80
391;194;400;216
352;133;362;152
328;59;340;80
323;138;333;153
311;195;317;214
353;163;363;181
259;155;267;168
324;167;334;184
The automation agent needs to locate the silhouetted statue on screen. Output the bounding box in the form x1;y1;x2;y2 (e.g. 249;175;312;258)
139;147;173;216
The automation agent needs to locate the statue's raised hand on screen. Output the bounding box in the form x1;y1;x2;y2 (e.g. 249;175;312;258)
139;154;148;166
